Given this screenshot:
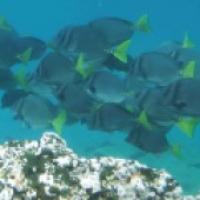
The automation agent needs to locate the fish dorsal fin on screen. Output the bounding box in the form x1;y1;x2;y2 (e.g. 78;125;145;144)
135;14;151;33
52;110;67;135
182;33;194;48
112;40;131;63
16;47;32;65
177;117;199;138
180;60;196;78
75;53;94;79
137;110;152;130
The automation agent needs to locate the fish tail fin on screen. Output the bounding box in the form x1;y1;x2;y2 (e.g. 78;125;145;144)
112;40;131;63
180;60;196;78
16;47;32;65
75;53;93;79
135;14;151;33
177;117;199;138
0;16;12;31
170;143;183;160
52;110;67;135
182;33;194;48
14;65;28;89
137;110;152;130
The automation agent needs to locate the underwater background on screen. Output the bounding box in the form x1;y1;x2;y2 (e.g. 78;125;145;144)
0;0;200;195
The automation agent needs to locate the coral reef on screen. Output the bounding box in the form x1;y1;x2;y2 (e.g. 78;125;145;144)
0;132;199;200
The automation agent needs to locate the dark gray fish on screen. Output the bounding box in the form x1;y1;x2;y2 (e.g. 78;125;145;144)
0;29;20;69
157;41;200;63
50;25;109;64
162;78;200;117
33;52;77;87
88;17;135;46
0;68;16;90
138;88;179;126
103;53;134;72
86;70;129;103
1;89;29;108
84;103;135;133
16;36;47;60
14;93;58;129
57;81;97;121
126;52;181;87
157;41;200;79
126;123;170;153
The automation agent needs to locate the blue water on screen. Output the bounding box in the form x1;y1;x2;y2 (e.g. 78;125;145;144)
0;0;200;195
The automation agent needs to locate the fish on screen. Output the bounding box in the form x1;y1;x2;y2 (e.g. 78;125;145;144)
0;28;20;69
51;24;131;66
0;17;46;69
1;89;29;108
0;68;17;90
156;38;200;77
16;36;47;62
103;53;134;72
86;70;131;103
57;81;97;121
123;87;179;128
88;15;150;47
126;52;182;87
162;78;200;117
50;25;109;61
126;123;170;153
33;52;77;87
11;92;58;129
84;103;135;133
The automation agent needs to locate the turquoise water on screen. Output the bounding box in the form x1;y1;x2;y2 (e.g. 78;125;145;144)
0;0;200;195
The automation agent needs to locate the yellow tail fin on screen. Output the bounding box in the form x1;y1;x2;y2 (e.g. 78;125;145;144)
135;14;151;33
177;117;199;138
137;110;152;130
16;47;32;65
75;53;94;79
112;40;131;63
180;60;196;78
0;16;12;31
52;110;67;135
182;33;194;48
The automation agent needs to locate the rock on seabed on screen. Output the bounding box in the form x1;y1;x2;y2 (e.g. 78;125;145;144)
0;132;199;200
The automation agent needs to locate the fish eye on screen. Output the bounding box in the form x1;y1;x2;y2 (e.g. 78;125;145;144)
174;100;187;110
